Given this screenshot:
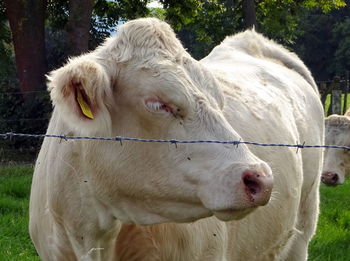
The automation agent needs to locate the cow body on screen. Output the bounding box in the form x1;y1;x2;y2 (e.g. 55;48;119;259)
29;18;324;261
322;109;350;186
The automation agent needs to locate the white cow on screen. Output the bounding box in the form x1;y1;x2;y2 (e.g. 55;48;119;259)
322;109;350;186
29;18;324;261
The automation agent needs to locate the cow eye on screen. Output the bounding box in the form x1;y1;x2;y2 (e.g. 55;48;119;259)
145;99;175;115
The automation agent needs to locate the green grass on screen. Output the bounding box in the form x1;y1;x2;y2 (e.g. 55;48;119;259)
0;166;349;260
0;166;39;261
309;179;350;261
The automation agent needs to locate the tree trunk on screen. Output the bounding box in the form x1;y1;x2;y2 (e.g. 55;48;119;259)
4;0;47;102
225;0;235;9
242;0;257;30
66;0;95;56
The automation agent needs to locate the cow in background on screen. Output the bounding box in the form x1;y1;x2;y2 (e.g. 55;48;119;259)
322;109;350;186
29;18;324;261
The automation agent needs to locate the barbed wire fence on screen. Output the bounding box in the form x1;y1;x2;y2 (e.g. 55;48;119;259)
1;132;349;151
0;89;51;165
1;90;349;166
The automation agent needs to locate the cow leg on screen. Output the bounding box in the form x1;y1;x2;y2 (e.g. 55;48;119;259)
283;171;320;261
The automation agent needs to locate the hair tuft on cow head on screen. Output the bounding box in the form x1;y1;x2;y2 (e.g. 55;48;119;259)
101;18;186;64
325;114;350;129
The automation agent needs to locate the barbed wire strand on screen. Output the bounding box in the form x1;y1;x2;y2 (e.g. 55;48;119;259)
0;118;50;122
0;90;48;95
1;132;349;150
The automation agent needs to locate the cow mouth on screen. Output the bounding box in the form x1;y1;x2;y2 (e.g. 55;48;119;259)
213;208;254;221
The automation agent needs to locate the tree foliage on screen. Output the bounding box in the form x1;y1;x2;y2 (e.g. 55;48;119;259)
293;0;350;80
304;0;346;12
153;0;246;59
332;18;350;75
258;0;346;45
91;0;150;46
160;0;346;58
0;0;14;80
45;0;151;70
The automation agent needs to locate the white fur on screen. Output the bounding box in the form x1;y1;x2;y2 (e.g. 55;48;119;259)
322;109;350;186
30;18;324;261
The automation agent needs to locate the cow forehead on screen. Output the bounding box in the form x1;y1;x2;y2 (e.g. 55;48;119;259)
325;125;350;146
325;115;350;127
108;18;225;110
326;116;350;138
129;56;225;111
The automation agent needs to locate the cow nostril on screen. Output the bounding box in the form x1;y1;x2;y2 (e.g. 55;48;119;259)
241;169;273;206
332;173;339;182
243;175;261;195
322;171;340;186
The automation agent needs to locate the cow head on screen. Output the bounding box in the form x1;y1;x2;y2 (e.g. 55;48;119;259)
322;114;350;186
47;18;273;224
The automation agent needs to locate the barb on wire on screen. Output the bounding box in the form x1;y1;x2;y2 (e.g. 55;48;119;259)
1;132;349;150
296;141;306;154
233;138;241;148
115;136;123;146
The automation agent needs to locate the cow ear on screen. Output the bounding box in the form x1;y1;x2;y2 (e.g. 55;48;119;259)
47;58;113;135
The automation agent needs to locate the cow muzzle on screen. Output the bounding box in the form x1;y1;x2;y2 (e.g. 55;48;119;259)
198;162;273;221
241;169;273;206
321;171;342;186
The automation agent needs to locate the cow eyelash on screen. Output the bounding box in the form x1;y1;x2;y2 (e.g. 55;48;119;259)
144;98;185;120
145;100;175;114
147;101;168;111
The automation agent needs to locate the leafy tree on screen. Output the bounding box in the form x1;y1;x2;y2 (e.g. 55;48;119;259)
0;0;50;158
66;0;95;56
45;0;150;69
257;0;346;45
159;0;202;30
293;0;350;80
293;11;335;80
162;0;242;59
0;0;15;81
91;0;150;47
331;18;350;76
4;0;47;103
243;0;257;29
161;0;346;59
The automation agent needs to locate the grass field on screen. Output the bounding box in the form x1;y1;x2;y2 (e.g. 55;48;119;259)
309;181;350;261
0;166;39;261
0;166;349;260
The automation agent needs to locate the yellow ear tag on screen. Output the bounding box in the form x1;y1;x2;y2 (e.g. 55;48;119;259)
76;90;94;119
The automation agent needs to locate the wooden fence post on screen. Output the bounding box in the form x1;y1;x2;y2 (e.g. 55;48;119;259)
343;71;349;114
320;82;327;110
332;90;342;115
328;76;340;115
